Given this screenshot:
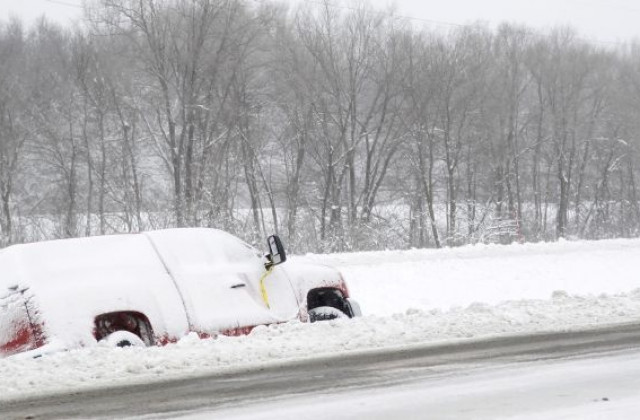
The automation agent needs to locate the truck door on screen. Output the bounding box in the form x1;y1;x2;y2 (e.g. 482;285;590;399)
145;229;300;335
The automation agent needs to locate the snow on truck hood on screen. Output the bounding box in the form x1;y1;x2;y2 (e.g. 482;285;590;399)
0;228;274;349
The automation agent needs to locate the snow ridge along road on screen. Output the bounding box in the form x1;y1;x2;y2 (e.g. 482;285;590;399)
3;323;640;419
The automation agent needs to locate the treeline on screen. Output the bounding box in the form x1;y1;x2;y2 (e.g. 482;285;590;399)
1;0;640;251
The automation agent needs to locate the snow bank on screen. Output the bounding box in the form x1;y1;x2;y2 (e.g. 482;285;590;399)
3;290;640;401
2;237;640;400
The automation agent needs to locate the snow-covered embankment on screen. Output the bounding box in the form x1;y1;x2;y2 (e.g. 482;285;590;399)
2;238;640;400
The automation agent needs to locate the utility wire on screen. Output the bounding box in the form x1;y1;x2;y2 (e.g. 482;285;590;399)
279;0;629;47
43;0;634;47
275;0;465;28
44;0;83;8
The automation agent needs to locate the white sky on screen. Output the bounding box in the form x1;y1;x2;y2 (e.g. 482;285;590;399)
0;0;84;25
372;0;640;45
1;0;640;46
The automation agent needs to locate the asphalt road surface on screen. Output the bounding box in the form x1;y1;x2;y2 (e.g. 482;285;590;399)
3;323;640;419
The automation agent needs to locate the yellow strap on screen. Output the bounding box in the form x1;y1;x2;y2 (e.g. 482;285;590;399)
259;266;274;308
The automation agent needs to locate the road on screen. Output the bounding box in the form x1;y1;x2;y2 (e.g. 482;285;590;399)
197;343;640;420
3;323;640;419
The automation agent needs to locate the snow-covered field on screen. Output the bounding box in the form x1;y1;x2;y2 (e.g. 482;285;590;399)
2;238;640;402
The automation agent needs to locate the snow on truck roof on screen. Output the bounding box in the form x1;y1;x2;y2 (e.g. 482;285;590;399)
0;228;258;291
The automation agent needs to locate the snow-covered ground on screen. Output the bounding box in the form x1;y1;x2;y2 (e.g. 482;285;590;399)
2;238;640;402
304;238;640;315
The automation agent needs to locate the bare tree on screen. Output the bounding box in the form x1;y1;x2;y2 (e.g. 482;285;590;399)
0;20;28;244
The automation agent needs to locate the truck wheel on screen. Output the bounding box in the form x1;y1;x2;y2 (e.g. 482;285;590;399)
101;331;146;348
308;306;348;322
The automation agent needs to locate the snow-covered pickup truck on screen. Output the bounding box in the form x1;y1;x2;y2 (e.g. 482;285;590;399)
0;228;360;357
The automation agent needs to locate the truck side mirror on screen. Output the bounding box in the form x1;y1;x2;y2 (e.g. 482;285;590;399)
266;235;286;267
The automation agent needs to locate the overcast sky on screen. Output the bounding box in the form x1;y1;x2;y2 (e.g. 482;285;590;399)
2;0;640;46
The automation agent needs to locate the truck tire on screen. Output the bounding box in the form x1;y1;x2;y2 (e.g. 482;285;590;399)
101;331;146;348
308;306;348;322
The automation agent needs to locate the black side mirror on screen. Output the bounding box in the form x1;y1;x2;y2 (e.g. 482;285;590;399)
266;235;286;267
